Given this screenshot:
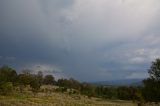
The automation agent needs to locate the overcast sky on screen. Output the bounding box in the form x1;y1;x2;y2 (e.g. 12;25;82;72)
1;0;160;81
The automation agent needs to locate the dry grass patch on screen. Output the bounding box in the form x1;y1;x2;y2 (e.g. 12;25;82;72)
0;92;137;106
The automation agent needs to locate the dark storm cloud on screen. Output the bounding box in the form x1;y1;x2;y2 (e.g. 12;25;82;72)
1;0;160;81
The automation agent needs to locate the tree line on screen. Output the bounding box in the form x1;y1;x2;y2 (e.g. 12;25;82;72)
0;58;160;102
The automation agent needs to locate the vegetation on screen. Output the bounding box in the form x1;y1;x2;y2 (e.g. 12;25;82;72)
43;75;55;85
0;58;160;105
142;58;160;102
0;91;137;106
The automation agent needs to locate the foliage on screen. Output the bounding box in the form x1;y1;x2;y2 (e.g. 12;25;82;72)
0;65;144;101
37;71;43;86
0;66;17;85
80;82;96;97
117;86;142;101
1;60;160;103
148;58;160;81
18;72;33;86
57;78;81;90
142;79;160;102
30;75;41;93
43;75;55;85
0;82;13;95
142;58;160;102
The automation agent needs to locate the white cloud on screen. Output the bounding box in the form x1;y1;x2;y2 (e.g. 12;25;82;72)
125;48;160;65
63;0;160;46
126;72;148;79
129;57;145;64
134;49;145;56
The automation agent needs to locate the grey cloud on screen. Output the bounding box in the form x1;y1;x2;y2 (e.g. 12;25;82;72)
0;0;160;81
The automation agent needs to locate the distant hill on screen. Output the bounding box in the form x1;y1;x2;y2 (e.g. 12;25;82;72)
92;79;143;86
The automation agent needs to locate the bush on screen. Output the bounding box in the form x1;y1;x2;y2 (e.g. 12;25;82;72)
0;82;13;95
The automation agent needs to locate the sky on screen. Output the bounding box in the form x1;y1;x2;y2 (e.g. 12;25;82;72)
1;0;160;81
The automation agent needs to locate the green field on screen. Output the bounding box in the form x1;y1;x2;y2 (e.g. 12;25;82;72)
0;92;137;106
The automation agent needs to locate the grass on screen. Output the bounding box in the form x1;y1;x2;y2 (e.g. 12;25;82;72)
0;92;137;106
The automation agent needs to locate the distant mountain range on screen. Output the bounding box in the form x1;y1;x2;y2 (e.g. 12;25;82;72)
92;79;143;86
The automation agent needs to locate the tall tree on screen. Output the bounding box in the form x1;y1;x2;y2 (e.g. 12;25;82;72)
0;66;17;84
0;66;17;95
148;58;160;81
143;58;160;102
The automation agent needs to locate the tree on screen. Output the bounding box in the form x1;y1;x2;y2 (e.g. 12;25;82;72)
117;86;142;100
18;70;33;86
148;58;160;81
30;75;41;94
143;58;160;102
80;82;96;97
37;71;43;86
67;78;80;90
0;66;17;85
43;75;55;85
57;78;81;91
17;70;43;93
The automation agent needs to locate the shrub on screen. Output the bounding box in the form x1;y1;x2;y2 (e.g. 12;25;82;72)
0;82;13;95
